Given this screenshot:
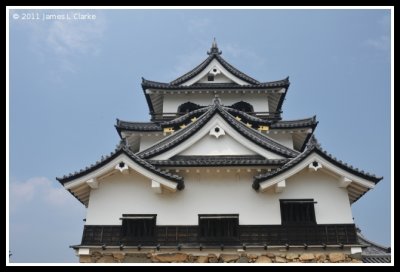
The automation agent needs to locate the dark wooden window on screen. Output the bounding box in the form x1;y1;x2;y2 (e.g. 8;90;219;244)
198;214;239;241
208;75;214;81
280;200;316;225
230;101;254;113
121;214;156;241
177;101;201;114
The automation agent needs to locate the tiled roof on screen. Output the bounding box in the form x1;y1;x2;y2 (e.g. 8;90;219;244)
161;106;210;128
169;41;260;86
56;142;184;189
137;99;300;159
141;78;290;90
116;112;317;133
148;155;289;167
116;119;161;131
357;232;391;263
224;107;273;125
253;136;382;189
271;116;318;129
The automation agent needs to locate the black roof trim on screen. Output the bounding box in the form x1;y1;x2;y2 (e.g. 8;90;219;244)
224;107;273;126
161;106;210;128
271;116;318;129
148;155;288;167
253;136;382;190
56;143;184;188
137;99;299;159
142;78;289;90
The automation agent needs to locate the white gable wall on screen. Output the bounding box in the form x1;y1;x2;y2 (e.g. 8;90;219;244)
163;93;269;113
197;73;234;83
150;115;284;160
182;59;248;86
85;168;353;225
178;133;257;156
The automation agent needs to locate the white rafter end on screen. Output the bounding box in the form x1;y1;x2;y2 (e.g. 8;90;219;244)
339;177;352;188
151;180;162;194
275;180;286;193
86;178;98;189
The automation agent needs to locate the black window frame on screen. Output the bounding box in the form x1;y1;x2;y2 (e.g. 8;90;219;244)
120;214;157;242
198;214;239;242
280;199;317;226
177;101;201;114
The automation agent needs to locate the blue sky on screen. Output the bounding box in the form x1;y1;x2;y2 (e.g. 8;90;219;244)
8;8;391;263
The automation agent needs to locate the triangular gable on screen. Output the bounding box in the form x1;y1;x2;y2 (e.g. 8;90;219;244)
253;143;382;203
144;114;287;160
138;100;299;160
180;58;249;86
57;147;185;206
178;132;257;156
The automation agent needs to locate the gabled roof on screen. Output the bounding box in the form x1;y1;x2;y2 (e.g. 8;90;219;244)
137;99;300;159
170;40;259;86
56;142;184;188
148;155;289;167
141;41;290;117
252;136;382;203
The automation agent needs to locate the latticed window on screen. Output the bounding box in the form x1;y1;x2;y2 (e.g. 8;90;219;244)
121;214;156;241
280;199;316;225
198;214;239;241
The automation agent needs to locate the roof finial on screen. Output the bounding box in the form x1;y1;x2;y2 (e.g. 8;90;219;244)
207;38;222;55
212;94;221;105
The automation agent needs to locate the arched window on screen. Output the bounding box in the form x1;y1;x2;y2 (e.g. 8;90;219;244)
177;102;201;114
230;101;254;113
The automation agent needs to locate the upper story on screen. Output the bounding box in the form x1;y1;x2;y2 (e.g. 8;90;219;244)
142;39;289;122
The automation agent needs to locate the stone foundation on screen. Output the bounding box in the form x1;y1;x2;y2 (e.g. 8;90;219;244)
79;251;362;263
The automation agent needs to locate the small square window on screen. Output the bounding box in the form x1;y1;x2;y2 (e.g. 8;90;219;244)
280;200;316;225
198;214;239;241
208;75;214;81
121;214;156;241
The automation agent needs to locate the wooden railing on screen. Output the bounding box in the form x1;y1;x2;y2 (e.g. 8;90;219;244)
81;224;357;246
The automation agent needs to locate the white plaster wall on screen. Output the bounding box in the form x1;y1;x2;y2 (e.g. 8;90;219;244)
179;134;257;156
182;59;248;86
266;133;294;149
198;73;234;83
85;168;353;226
139;135;165;152
163;93;269;113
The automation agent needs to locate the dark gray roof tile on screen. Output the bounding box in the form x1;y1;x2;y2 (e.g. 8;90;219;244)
56;142;184;188
137;99;300;159
253;136;383;190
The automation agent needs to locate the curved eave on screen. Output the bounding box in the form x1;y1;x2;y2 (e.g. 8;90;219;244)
224;107;273;126
142;78;289;90
271;116;318;129
56;146;184;186
253;144;382;203
160;106;210;128
115;119;162;137
169;53;260;86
